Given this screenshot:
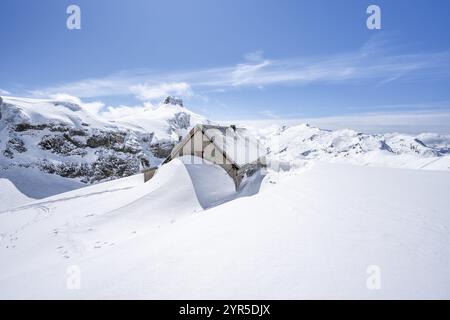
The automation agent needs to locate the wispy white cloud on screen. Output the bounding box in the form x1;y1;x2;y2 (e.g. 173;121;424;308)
100;102;154;119
303;111;450;134
45;93;107;117
28;37;450;102
260;110;280;119
130;82;192;101
235;109;450;135
31;75;134;99
243;50;264;62
47;93;83;104
0;88;11;95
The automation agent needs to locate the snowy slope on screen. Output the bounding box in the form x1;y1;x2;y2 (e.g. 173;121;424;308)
0;178;32;211
0;167;85;199
0;95;209;198
0;158;449;299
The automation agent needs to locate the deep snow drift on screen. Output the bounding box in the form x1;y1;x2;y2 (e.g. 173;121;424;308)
0;178;32;211
1;156;449;299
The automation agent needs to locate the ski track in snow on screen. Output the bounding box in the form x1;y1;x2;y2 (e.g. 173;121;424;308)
0;186;134;214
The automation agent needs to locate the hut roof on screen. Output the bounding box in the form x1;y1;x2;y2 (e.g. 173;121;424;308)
200;124;265;166
165;124;265;168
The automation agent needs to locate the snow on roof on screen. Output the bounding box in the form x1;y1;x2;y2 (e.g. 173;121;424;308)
200;124;266;167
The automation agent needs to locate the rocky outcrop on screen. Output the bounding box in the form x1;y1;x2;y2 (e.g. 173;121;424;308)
0;96;206;185
164;96;183;107
168;112;190;132
149;140;176;158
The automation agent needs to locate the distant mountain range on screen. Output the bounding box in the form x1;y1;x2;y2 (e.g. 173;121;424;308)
255;123;450;171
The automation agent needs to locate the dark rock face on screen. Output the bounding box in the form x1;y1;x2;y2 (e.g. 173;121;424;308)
14;122;87;133
8;137;27;153
86;131;125;148
15;123;48;132
37;152;144;183
91;153;141;182
164;96;183;107
39;135;86;156
40;161;91;180
3;149;13;159
168;112;190;131
150;141;176;158
3;137;27;159
1;117;177;184
31;127;160;182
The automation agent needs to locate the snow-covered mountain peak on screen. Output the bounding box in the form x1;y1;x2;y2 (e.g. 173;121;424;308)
114;97;209;140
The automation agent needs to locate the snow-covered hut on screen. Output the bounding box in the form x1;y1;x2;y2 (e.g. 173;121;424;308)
144;124;266;188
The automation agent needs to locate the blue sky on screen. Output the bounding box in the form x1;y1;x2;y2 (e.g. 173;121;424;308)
1;0;450;131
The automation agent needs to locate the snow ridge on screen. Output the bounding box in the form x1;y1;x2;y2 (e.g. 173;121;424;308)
257;123;450;171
